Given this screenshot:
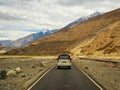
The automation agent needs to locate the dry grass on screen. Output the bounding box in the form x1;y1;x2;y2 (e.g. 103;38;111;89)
81;21;120;57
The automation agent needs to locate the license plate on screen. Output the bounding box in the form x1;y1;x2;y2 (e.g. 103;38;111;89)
62;61;66;63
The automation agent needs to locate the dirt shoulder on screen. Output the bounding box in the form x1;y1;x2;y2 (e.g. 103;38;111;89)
73;58;120;90
0;56;56;90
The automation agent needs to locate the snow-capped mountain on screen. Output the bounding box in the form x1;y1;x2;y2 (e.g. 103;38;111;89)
0;29;58;48
64;11;101;28
10;29;58;48
0;12;101;48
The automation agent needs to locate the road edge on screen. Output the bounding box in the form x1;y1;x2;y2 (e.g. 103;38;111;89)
72;62;104;90
27;64;56;90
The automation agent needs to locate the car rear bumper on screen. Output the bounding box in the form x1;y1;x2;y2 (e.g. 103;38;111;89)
57;63;71;67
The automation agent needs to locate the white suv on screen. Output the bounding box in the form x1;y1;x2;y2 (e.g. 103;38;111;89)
57;54;72;69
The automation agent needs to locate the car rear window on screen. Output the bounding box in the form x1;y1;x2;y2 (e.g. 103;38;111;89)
59;55;70;59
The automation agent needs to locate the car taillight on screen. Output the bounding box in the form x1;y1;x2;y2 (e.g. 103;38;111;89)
70;58;72;62
57;57;59;62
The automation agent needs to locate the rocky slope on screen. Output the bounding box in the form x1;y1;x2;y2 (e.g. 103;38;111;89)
6;8;120;57
80;20;120;57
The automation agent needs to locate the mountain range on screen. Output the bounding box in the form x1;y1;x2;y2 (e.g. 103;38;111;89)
0;12;101;48
5;8;120;58
64;11;101;28
0;40;12;47
0;29;58;48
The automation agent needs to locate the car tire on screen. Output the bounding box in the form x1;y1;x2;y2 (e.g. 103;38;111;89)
57;66;60;69
68;66;71;69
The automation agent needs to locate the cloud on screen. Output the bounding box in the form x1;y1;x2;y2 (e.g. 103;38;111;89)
0;12;25;20
0;0;120;40
53;0;105;6
0;30;33;40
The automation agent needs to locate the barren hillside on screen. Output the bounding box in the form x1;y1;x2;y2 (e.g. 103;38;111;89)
6;8;120;56
80;20;120;57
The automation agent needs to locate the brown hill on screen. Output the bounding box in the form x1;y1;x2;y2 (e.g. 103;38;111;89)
80;20;120;56
6;8;120;56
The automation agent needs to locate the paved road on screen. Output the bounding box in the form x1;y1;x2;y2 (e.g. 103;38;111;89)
29;64;102;90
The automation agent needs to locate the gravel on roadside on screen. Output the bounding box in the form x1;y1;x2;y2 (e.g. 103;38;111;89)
73;59;120;90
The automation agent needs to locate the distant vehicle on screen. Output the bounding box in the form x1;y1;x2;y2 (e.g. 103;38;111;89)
57;54;72;69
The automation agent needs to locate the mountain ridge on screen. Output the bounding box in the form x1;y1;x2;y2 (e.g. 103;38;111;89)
0;12;101;48
0;29;58;48
6;8;120;57
64;11;101;28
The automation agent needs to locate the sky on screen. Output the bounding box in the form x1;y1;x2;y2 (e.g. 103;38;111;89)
0;0;120;40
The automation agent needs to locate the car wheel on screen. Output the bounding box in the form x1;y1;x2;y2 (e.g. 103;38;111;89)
57;66;60;69
69;66;71;69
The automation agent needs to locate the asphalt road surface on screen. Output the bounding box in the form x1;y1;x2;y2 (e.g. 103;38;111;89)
29;64;102;90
